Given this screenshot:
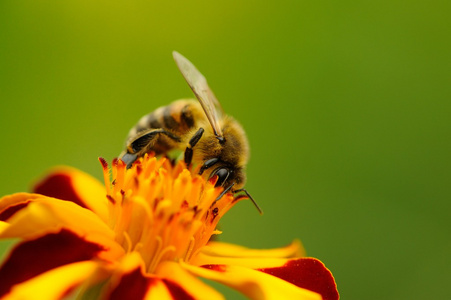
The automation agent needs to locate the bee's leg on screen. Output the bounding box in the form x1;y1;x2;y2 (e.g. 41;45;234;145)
184;127;204;166
121;153;138;168
122;129;181;168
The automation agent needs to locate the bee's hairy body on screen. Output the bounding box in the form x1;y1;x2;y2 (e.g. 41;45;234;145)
125;99;202;155
119;51;261;213
121;99;249;189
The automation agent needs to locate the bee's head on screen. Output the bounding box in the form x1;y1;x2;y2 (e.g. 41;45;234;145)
201;162;261;215
198;157;245;190
208;165;246;190
195;120;248;190
196;143;261;215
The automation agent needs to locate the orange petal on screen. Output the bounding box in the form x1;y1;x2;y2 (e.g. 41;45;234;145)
33;166;108;221
192;253;293;269
2;261;99;300
105;253;197;300
155;261;224;300
181;262;322;300
191;240;306;269
108;268;171;300
0;229;106;297
203;240;305;258
0;198;114;241
0;221;9;233
0;193;41;221
101;252;154;299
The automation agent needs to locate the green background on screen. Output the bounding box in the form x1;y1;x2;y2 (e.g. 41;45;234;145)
1;1;450;299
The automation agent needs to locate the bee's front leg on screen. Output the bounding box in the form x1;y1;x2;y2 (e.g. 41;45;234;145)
121;153;139;168
184;128;204;166
121;129;181;168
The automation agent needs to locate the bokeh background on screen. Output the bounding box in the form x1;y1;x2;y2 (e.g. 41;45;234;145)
1;1;450;299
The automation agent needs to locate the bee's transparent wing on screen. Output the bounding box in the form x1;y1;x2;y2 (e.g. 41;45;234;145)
173;51;223;137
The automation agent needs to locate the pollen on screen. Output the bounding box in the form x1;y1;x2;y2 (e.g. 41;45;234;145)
99;154;236;274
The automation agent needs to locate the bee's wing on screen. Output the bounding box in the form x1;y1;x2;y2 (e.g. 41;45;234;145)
173;51;223;137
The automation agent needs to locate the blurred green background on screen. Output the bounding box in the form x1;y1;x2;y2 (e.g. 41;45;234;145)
1;1;450;299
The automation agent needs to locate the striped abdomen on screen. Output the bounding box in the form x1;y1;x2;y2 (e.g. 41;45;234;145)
124;99;204;155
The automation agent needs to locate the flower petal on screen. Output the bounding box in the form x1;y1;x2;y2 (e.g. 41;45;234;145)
182;262;322;300
0;229;105;297
257;258;339;300
106;253;197;300
109;268;190;300
0;197;114;240
33;167;108;221
193;252;338;300
0;221;9;233
192;242;305;270
2;261;100;300
155;261;224;300
201;240;305;258
192;240;306;268
109;268;164;300
193;253;297;270
0;193;40;221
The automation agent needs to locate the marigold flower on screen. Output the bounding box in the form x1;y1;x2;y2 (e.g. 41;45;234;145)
0;154;338;299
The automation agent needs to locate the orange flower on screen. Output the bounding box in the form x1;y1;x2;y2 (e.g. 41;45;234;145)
0;154;338;299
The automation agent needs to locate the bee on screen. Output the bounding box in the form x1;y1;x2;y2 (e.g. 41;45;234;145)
120;51;262;213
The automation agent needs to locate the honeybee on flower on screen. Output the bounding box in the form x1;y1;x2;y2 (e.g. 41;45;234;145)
120;52;261;213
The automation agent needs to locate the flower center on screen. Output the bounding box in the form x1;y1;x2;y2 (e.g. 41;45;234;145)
99;154;235;273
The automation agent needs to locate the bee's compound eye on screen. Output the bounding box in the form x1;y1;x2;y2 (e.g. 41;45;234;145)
214;168;230;187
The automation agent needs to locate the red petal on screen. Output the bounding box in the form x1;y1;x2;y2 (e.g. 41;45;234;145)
109;267;195;300
33;172;88;209
0;229;105;297
258;258;339;300
163;279;195;300
109;268;158;300
0;202;30;221
202;264;227;272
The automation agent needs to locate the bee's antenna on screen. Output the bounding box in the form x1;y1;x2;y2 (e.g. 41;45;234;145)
233;188;263;215
199;157;219;175
214;184;263;215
